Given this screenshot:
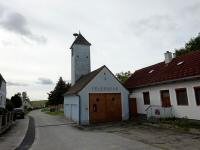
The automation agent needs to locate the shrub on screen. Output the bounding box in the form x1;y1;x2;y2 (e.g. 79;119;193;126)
0;107;7;115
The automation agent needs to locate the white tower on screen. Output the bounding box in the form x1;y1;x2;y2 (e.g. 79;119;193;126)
70;33;91;85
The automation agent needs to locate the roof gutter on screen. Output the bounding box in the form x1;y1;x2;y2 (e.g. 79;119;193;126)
130;75;200;91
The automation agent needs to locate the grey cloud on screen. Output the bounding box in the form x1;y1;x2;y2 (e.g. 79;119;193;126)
7;81;29;86
0;5;47;44
0;5;5;17
131;15;177;36
37;78;53;85
184;2;200;14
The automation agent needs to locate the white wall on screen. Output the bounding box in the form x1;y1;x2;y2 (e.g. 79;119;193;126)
79;67;129;125
130;79;200;120
0;81;6;108
64;95;79;123
71;44;91;85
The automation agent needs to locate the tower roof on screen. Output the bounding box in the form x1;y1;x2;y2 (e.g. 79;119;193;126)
70;33;91;49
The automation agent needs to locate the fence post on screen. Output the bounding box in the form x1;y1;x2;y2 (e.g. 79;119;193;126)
0;115;2;132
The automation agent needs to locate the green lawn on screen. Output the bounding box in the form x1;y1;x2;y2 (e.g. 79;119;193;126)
41;107;64;116
31;100;48;108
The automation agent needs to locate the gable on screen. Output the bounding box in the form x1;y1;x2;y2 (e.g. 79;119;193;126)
64;66;104;95
79;66;129;94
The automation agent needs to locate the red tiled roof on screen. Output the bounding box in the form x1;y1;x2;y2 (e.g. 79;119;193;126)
124;51;200;89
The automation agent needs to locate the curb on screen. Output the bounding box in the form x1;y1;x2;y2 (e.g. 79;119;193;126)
15;116;35;150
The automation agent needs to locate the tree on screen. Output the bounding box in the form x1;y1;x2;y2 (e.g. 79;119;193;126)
47;77;71;105
11;93;22;108
116;71;131;83
6;98;14;111
175;33;200;57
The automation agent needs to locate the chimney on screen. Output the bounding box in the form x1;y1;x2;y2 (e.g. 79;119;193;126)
164;51;173;64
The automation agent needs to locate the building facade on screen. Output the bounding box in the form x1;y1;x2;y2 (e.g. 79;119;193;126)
125;51;200;120
64;33;129;124
21;92;33;110
0;74;6;108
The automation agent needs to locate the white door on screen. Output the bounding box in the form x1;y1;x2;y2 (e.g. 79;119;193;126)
71;104;79;122
64;104;71;119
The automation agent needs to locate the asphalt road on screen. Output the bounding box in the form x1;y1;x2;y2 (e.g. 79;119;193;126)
29;110;160;150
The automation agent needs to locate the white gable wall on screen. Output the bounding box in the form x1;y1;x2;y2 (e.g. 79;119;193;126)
0;81;6;108
130;79;200;120
79;67;129;125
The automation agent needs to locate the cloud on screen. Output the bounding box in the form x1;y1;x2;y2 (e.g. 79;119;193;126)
0;4;47;44
0;4;5;17
37;78;53;85
130;15;177;36
7;81;29;86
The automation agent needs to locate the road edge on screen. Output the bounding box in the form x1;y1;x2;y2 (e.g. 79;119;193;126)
15;116;35;150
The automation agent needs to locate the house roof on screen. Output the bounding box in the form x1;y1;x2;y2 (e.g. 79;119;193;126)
64;66;105;95
70;33;91;49
124;50;200;90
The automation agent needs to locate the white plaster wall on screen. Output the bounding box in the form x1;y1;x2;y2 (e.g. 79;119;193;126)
79;67;129;125
130;79;200;120
71;44;91;85
0;81;6;108
64;95;79;123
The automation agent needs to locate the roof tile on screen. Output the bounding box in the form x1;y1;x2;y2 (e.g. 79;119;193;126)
124;50;200;89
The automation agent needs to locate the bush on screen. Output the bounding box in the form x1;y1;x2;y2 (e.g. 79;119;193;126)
50;108;56;112
6;99;14;111
0;107;7;115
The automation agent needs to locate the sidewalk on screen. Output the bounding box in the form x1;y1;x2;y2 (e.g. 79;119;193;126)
0;117;29;150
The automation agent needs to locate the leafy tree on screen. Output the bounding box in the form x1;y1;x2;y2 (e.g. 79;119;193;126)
47;77;71;105
11;93;22;108
116;71;131;83
6;98;14;111
175;33;200;57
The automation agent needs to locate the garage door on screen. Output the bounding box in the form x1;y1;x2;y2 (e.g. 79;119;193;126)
64;104;79;122
89;93;122;123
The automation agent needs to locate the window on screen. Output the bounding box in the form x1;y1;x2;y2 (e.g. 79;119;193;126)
143;92;150;105
194;87;200;106
176;88;188;105
93;104;97;112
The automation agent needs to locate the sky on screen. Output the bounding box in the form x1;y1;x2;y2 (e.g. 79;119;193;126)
0;0;200;100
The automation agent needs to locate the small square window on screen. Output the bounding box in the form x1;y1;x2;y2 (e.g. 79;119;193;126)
176;88;188;106
93;104;97;112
